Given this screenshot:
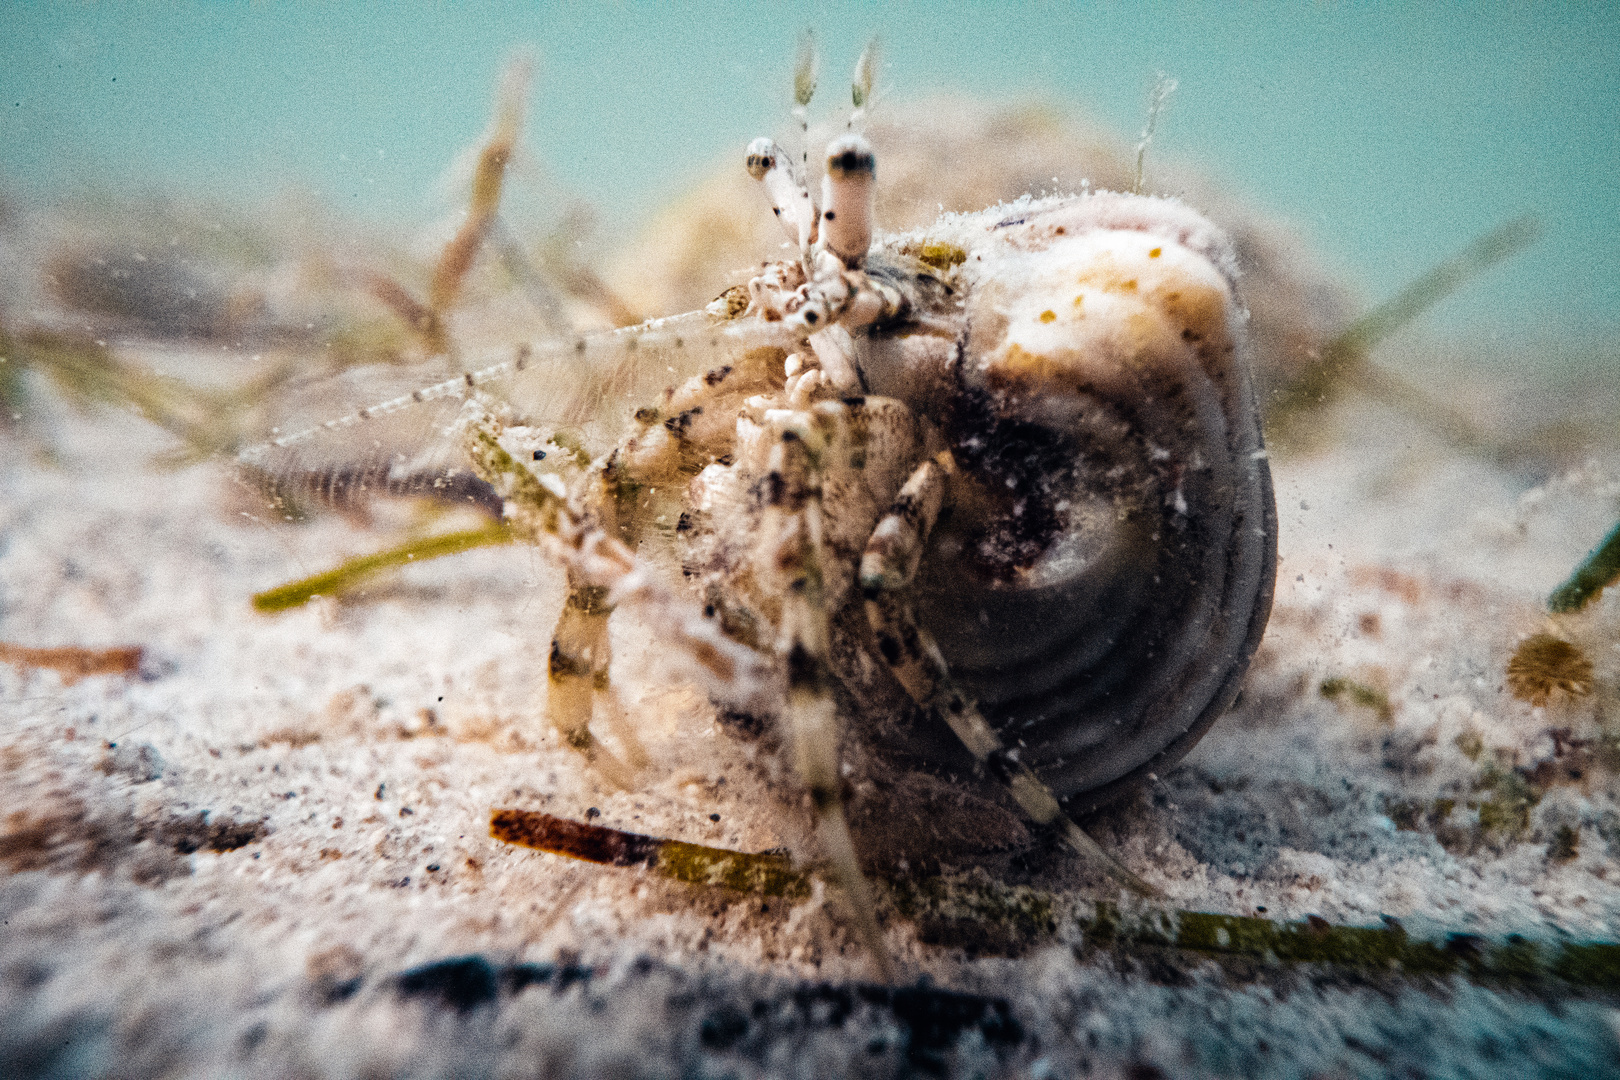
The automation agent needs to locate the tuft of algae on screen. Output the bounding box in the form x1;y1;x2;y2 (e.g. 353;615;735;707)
252;523;516;612
889;872;1058;956
1547;520;1620;615
1386;750;1571;856
1471;761;1542;842
916;240;967;271
1506;633;1594;706
1319;675;1394;724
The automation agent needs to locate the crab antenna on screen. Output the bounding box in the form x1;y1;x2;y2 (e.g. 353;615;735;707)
819;133;875;268
746;136;819;257
850;37;879;123
793;30;819;109
792;29;819;171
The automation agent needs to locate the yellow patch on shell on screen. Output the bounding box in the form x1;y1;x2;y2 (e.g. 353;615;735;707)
917;240;968;270
974;229;1235;397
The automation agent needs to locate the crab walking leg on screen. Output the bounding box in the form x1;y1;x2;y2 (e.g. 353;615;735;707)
858;457;949;592
614;348;791;481
789;637;893;982
463;412;777;747
538;351;791;778
546;576;642;788
542;462;644;784
860;475;1158;898
534;456;642;786
760;422;894;981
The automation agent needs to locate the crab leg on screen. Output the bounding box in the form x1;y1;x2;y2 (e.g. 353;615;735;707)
530;350;792;781
758;412;894;981
462;409;777;729
545;576;644;788
861;466;1158;898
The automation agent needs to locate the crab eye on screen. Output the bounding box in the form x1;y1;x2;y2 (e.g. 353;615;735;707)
744;136;777;181
825;141;875;179
819;133;875;267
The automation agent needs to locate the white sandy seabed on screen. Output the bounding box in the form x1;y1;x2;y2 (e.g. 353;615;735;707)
2;361;1620;1078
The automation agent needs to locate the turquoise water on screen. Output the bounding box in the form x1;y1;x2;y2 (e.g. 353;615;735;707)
3;2;1616;344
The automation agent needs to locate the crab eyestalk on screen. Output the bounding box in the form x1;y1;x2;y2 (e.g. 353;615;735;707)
746;136;818;260
818;134;875;269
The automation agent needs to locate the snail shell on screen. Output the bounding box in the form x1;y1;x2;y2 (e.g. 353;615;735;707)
861;190;1277;813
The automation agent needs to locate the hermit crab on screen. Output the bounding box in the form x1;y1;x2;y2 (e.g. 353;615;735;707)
243;48;1277;977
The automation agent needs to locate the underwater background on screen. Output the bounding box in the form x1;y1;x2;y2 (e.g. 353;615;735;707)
3;1;1616;348
7;7;1620;1077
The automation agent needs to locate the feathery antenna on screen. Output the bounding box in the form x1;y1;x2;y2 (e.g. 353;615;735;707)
793;30;819;109
851;37;880;119
793;29;818;171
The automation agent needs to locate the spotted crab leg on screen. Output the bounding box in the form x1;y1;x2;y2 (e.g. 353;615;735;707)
757;409;895;982
545;576;643;788
861;462;1159;898
460;405;780;749
533;349;792;783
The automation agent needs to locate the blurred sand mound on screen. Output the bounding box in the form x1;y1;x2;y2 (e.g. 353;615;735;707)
608;97;1355;403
